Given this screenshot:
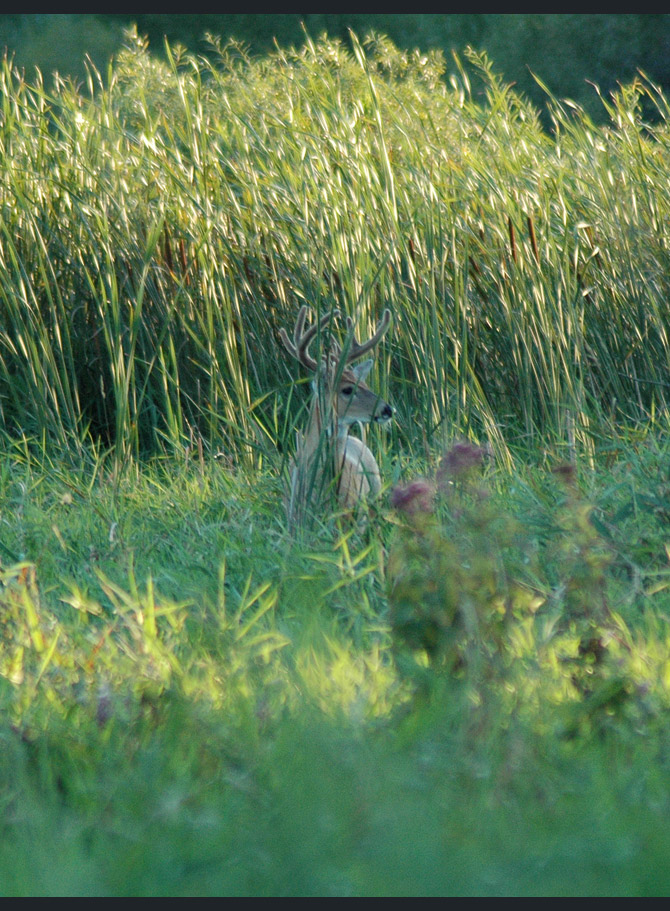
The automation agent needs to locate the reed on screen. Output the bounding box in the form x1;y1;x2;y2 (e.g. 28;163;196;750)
0;29;669;475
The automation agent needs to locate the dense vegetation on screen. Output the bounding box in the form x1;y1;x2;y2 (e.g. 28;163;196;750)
2;29;670;895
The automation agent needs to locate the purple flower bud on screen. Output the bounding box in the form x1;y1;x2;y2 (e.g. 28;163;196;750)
390;479;435;516
551;462;577;486
436;441;486;487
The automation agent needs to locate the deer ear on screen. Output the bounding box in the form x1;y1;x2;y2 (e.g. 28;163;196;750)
351;359;373;383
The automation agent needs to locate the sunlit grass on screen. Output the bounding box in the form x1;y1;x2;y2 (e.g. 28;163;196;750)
0;430;669;893
2;28;670;472
3;26;670;895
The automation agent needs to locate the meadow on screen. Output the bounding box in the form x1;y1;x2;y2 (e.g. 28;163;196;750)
2;28;670;895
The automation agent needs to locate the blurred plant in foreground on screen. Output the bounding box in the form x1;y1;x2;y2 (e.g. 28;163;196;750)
386;442;622;708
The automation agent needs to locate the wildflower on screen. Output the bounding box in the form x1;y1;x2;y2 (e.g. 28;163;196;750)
390;479;435;516
552;462;577;487
436;441;486;488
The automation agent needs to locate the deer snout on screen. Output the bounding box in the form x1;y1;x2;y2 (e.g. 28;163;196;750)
375;403;394;424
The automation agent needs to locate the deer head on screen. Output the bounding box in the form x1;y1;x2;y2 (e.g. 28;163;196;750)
279;305;393;433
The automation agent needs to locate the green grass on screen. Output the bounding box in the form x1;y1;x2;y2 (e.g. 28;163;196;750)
2;28;670;466
2;432;670;895
3;28;670;895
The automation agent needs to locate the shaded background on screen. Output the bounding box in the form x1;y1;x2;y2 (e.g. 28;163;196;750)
2;14;670;122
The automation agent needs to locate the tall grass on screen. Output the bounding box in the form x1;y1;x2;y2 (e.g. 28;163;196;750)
6;28;670;895
1;27;670;473
1;430;670;894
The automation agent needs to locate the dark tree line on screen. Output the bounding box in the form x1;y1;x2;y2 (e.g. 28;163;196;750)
3;14;670;122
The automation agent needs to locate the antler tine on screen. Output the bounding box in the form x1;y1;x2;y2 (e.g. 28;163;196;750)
292;305;308;350
342;308;392;363
278;314;301;359
278;305;313;362
279;306;341;372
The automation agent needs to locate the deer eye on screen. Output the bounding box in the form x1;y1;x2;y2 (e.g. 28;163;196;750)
341;385;354;397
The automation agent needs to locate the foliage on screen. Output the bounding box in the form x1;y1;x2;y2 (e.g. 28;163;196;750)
2;29;670;471
2;28;670;896
386;434;670;743
387;442;540;674
0;435;669;893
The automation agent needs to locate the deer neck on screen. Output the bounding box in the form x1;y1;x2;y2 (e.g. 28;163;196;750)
303;388;339;452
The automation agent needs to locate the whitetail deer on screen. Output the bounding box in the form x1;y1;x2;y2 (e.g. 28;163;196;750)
279;306;393;527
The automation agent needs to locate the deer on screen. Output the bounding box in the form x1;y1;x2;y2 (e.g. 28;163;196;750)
279;305;393;528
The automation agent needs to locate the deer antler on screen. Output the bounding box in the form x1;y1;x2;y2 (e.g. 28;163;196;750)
330;309;392;364
279;306;340;371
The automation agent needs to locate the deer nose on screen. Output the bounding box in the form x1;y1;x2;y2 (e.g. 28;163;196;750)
379;403;394;421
